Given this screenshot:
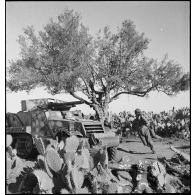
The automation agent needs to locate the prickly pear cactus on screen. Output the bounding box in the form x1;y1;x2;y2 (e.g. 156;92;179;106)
33;169;54;193
45;148;63;173
60;188;69;194
6;135;13;147
71;168;84;189
34;136;46;155
6;157;12;180
64;136;79;153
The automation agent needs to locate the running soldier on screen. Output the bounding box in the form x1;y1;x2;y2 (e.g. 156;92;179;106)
133;108;156;154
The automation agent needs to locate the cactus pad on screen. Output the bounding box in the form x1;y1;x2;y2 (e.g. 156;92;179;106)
71;168;84;189
6;135;13;147
33;169;54;192
64;136;79;153
45;148;63;173
34;137;46;155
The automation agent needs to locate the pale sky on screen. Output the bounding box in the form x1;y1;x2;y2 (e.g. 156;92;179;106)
6;1;190;114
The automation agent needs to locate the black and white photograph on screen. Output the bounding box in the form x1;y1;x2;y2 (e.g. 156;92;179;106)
5;1;190;194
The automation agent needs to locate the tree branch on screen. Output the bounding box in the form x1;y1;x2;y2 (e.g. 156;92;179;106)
85;61;96;84
81;77;92;97
100;78;106;92
110;91;144;102
69;91;92;105
156;87;174;96
110;82;118;91
89;80;104;95
109;86;155;102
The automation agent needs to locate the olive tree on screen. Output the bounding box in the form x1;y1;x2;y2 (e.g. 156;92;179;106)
7;9;190;121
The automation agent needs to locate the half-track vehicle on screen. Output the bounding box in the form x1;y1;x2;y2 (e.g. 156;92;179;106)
6;98;119;159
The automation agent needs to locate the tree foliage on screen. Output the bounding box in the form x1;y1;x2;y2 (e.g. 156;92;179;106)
7;9;190;120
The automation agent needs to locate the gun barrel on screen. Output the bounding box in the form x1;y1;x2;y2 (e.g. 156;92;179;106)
48;101;83;110
21;99;83;111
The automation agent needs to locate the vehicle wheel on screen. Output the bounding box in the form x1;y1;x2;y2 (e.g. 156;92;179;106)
17;135;33;158
25;136;33;154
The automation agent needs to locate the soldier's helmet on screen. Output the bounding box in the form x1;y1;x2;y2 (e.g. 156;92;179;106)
135;108;141;115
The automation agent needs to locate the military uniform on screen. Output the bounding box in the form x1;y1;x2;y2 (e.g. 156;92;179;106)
133;109;155;153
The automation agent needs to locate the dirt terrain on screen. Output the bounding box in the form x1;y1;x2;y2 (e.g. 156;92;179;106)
118;136;190;164
6;136;190;194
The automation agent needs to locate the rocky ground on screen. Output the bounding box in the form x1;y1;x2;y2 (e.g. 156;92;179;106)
6;136;190;194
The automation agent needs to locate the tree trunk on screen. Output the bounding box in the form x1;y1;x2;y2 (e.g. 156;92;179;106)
91;104;109;123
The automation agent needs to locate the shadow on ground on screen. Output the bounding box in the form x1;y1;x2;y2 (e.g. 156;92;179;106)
128;150;151;155
118;147;150;155
144;157;156;160
175;145;190;150
122;140;140;143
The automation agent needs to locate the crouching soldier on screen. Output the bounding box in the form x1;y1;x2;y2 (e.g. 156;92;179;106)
133;109;156;154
